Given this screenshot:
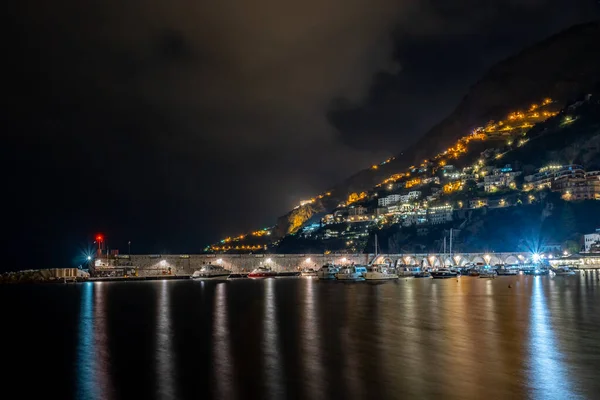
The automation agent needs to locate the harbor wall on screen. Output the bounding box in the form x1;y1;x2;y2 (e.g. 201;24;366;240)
113;252;532;276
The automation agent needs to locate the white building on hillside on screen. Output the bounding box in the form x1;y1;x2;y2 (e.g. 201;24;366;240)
427;205;453;225
378;194;402;207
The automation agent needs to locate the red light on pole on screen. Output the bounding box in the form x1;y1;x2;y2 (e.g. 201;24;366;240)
96;234;104;242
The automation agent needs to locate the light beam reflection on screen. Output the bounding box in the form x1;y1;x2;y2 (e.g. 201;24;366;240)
301;278;324;400
263;278;285;398
156;280;176;399
75;282;114;400
528;277;580;399
213;283;237;399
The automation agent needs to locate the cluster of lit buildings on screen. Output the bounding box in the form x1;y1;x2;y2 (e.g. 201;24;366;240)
524;165;600;200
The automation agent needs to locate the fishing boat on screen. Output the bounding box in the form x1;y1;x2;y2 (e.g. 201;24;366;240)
430;268;459;279
191;264;231;280
364;265;398;280
335;265;367;281
300;267;318;277
248;266;277;278
317;264;340;280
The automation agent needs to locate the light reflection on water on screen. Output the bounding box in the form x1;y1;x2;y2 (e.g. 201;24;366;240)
75;282;113;400
528;277;581;400
263;278;285;398
65;275;600;400
301;278;324;400
212;283;236;400
156;280;176;399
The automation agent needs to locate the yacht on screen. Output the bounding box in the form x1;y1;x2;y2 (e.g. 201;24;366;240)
551;266;576;276
300;267;318;277
335;265;367;281
364;265;398;281
317;264;340;280
430;268;459;279
248;266;277;278
191;264;231;280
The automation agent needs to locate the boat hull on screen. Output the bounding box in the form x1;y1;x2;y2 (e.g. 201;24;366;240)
495;270;518;276
335;273;365;281
431;273;458;279
191;274;230;280
248;273;277;278
364;272;398;280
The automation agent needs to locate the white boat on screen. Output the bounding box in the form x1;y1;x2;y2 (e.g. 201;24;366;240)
248;266;277;278
317;264;340;280
495;267;518;276
430;268;459;279
364;265;398;280
551;266;576;276
479;270;498;279
300;267;318;277
191;264;231;280
335;265;367;281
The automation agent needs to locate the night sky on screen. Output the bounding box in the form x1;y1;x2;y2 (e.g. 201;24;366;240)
3;1;600;270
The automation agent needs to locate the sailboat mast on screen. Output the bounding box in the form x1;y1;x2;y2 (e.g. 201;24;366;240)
449;228;453;259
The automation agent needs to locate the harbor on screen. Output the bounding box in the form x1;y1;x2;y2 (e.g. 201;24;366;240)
2;251;597;283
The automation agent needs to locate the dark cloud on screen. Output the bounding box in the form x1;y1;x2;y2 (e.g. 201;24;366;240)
2;0;599;268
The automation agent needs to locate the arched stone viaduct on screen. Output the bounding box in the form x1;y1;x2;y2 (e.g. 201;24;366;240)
123;252;532;275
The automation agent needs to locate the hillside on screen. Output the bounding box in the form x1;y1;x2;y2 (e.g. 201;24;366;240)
206;21;600;252
330;21;600;202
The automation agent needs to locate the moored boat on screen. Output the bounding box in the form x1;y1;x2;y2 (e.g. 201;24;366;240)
479;270;497;279
191;264;231;280
431;268;459;279
523;268;549;276
495;267;518;276
317;264;340;280
300;268;318;277
248;266;277;278
551;266;576;276
364;265;398;281
413;271;432;278
335;265;367;281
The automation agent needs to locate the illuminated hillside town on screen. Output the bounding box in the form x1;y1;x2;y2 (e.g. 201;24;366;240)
206;95;600;254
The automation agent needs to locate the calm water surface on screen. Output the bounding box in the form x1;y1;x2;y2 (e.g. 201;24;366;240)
3;274;600;399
